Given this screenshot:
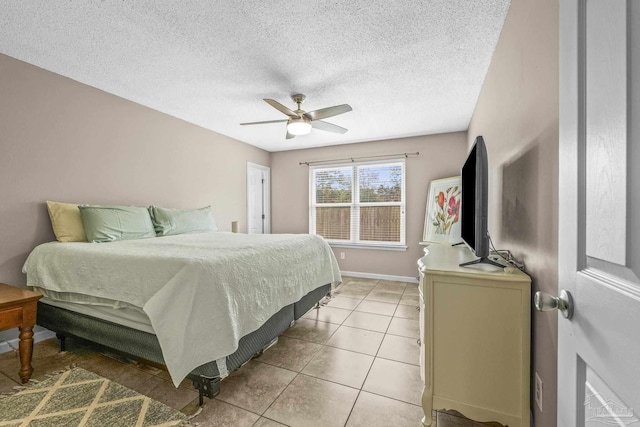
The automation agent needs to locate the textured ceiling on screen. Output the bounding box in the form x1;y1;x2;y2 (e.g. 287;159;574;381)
0;1;510;152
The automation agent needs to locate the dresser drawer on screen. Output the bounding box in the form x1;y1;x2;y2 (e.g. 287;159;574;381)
0;307;23;330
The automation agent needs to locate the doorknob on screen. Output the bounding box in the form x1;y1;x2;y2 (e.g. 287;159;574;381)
534;290;574;319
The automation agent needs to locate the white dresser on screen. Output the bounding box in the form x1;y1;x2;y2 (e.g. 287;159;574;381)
418;244;531;427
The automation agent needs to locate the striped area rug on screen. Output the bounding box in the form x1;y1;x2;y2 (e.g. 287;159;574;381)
0;367;190;426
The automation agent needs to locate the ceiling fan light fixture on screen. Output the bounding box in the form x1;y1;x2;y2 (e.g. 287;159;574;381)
287;117;312;135
240;95;351;138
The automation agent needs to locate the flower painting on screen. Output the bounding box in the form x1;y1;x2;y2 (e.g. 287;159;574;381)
422;176;462;244
433;186;460;234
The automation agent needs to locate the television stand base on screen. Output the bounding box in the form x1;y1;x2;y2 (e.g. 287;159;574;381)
459;257;504;269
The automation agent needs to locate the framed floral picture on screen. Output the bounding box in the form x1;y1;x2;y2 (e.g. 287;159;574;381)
422;176;462;244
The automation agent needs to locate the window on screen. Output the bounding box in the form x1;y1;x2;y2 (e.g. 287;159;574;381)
309;159;406;248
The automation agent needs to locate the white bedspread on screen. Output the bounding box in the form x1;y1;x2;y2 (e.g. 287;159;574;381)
23;232;341;386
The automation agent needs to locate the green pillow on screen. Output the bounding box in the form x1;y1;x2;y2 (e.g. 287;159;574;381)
149;205;218;236
79;205;156;243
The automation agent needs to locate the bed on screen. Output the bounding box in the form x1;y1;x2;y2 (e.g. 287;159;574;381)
23;231;341;403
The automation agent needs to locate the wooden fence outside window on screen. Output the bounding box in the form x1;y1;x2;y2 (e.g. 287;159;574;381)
315;206;400;242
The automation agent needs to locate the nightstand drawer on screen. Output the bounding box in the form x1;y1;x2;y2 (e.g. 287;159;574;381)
0;307;23;330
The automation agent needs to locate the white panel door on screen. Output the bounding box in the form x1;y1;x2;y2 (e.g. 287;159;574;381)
247;162;270;234
558;1;640;426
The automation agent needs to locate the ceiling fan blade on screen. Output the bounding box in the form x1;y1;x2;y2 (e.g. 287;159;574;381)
264;99;299;118
240;119;288;125
304;104;352;121
311;120;348;134
286;131;296;139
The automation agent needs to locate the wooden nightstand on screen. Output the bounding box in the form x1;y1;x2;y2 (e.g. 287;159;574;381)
0;283;42;383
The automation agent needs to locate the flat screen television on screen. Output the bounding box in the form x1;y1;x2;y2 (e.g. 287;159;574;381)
459;136;502;268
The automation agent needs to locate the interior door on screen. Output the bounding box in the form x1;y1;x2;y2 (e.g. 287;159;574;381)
558;0;640;425
247;162;270;234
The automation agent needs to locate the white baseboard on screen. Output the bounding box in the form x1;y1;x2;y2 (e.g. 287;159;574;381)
341;270;419;283
0;329;56;354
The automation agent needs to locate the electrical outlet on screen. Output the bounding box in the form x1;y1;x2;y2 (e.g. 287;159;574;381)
340;252;345;260
535;372;543;411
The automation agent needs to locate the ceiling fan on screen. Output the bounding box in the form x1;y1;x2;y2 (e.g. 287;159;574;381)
240;94;352;139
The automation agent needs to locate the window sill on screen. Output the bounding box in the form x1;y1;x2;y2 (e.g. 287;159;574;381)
328;243;408;252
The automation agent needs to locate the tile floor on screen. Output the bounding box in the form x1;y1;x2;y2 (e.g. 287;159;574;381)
0;277;492;427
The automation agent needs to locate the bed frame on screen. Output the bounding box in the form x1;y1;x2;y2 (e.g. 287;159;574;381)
36;283;331;405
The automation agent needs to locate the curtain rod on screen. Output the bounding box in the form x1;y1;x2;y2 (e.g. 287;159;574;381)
299;152;420;166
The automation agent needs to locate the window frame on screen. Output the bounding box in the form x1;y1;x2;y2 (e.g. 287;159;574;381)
309;158;407;249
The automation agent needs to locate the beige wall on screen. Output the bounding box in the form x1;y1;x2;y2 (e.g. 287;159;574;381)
0;53;270;291
467;0;559;425
271;133;468;278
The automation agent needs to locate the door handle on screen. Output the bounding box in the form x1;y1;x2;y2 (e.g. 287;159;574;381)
534;290;574;319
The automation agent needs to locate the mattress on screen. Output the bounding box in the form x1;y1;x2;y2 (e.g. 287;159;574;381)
38;295;155;334
37;283;332;381
23;231;341;386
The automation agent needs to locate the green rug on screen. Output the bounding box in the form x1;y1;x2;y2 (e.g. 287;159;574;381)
0;367;190;426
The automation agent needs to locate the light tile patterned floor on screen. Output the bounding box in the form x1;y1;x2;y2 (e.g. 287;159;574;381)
0;277;488;427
